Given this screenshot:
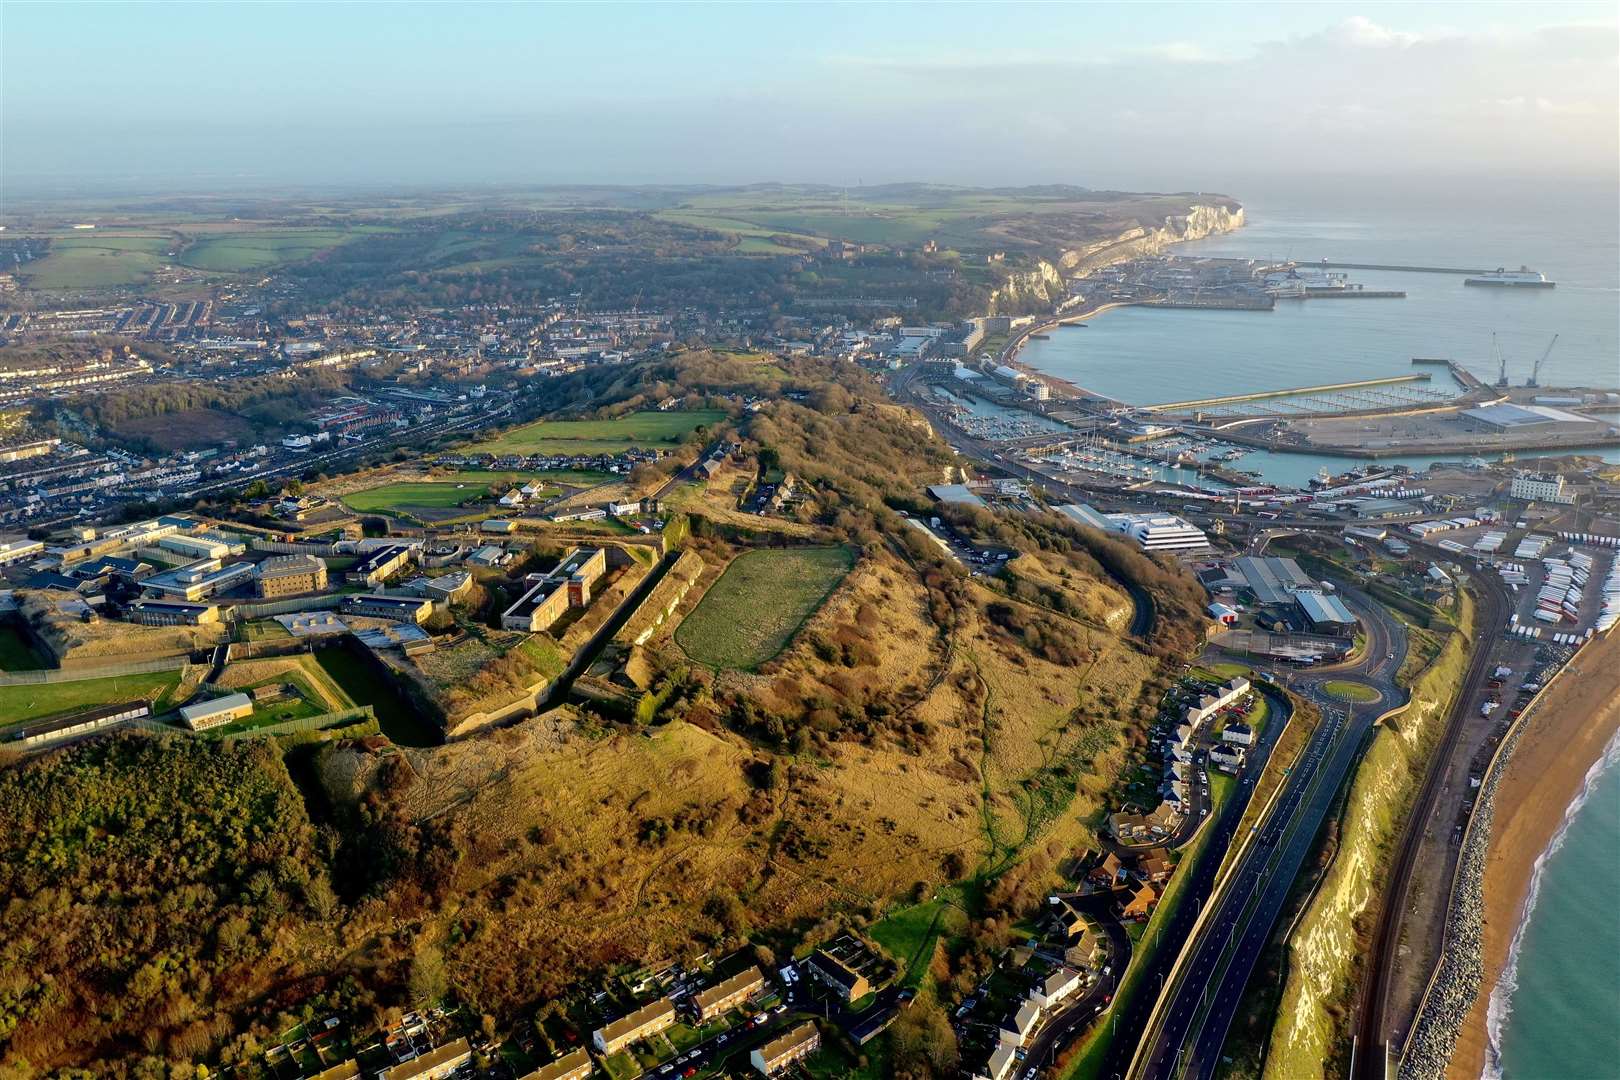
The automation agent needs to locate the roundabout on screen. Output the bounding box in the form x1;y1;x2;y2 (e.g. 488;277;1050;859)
1322;679;1383;704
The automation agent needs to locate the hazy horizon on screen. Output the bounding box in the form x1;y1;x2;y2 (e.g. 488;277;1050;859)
4;2;1617;197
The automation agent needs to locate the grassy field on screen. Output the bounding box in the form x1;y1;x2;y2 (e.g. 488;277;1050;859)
20;232;173;289
466;410;725;456
870;899;962;989
675;546;853;670
0;625;48;671
0;670;183;730
342;480;507;514
176;228;370;272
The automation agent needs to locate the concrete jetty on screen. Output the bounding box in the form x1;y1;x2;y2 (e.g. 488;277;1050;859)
1314;261;1489;275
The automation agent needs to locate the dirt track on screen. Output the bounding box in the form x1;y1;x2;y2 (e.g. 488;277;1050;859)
1447;629;1620;1079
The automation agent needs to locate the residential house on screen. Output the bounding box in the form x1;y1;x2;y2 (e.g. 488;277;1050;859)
691;966;764;1021
1030;967;1082;1010
378;1038;472;1080
519;1048;592;1080
1135;851;1173;884
593;997;676;1056
1222;723;1253;747
807;949;870;1003
978;1041;1017;1080
999;1001;1040;1046
1087;852;1123;889
750;1022;820;1076
1122;882;1161;920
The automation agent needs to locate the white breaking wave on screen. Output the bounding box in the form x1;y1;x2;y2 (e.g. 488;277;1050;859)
1482;723;1620;1079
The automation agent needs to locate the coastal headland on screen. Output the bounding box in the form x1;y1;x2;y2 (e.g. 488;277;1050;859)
1445;628;1620;1079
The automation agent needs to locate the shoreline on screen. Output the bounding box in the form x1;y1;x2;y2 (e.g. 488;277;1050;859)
1445;628;1620;1079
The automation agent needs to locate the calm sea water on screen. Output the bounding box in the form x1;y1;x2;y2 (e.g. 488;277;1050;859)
1016;177;1620;487
1488;729;1620;1080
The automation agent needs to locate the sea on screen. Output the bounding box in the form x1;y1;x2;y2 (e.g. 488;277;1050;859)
1015;175;1620;488
1486;727;1620;1080
1017;174;1620;1077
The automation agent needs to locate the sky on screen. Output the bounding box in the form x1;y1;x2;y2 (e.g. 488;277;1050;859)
3;1;1617;195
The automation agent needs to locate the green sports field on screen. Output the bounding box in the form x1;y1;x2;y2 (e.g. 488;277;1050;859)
0;670;183;731
675;546;852;670
466;410;725;456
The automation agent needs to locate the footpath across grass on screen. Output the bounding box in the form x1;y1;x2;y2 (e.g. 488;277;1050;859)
675;546;852;670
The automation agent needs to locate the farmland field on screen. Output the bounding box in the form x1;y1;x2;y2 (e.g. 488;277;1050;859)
19;232;173;289
466;409;725;456
0;669;183;731
176;228;374;272
675;546;852;669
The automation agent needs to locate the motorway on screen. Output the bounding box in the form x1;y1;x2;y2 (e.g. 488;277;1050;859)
1132;590;1409;1080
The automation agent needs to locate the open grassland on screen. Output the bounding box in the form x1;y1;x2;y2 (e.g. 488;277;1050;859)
19;223;382;289
305;541;1174;1023
20;232;173;289
656;186;1200;251
466;409;725;456
0;670;183;730
676;547;853;669
176;227;378;272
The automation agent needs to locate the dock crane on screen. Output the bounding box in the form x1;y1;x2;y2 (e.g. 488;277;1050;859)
1527;333;1558;388
1493;332;1509;388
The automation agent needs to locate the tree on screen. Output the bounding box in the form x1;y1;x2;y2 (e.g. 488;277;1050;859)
409;942;448;1007
890;998;959;1077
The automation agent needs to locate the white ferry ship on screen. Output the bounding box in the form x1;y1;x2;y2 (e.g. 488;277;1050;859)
1464;266;1555;288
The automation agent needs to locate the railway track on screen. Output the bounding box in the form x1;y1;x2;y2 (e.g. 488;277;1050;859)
1352;570;1509;1078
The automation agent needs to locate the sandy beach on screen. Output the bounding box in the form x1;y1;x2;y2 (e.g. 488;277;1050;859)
1446;629;1620;1080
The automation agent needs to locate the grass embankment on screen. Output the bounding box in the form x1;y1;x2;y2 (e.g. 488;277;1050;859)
313;648;441;747
675;546;852;670
1260;590;1476;1080
0;625;49;671
1217;692;1313;884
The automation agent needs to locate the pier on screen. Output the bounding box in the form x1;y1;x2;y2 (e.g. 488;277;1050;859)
1142;374;1433;413
1314;261;1489;275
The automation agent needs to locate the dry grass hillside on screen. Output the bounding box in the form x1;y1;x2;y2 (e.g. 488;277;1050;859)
314;537;1167;1015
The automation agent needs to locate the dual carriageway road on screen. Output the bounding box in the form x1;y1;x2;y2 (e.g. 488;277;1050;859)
1131;588;1409;1080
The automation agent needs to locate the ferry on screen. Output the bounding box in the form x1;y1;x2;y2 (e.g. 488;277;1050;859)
1463;266;1555;288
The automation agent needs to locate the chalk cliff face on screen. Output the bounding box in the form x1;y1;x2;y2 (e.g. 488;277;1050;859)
1058;203;1246;272
988;259;1067;315
989;202;1244;313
